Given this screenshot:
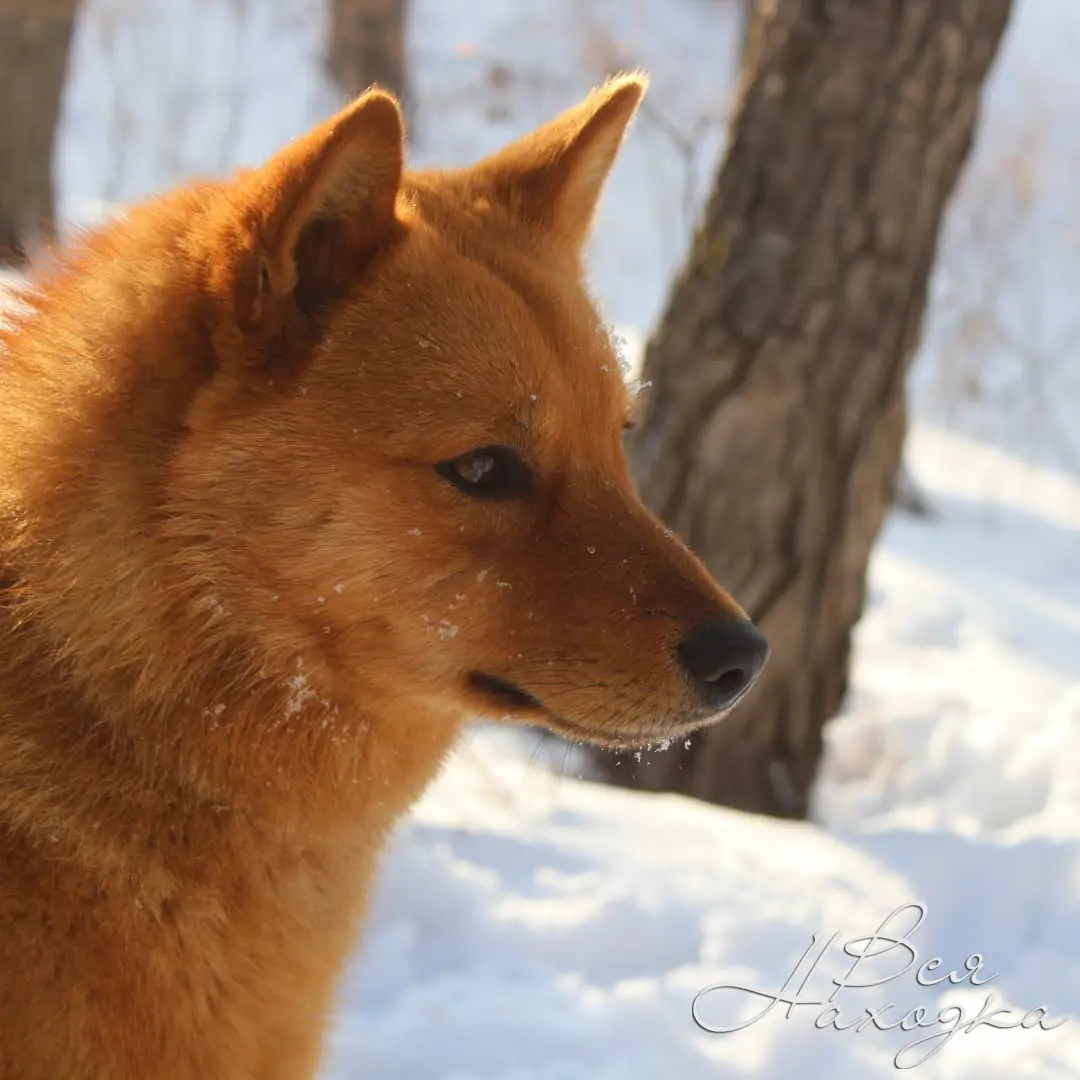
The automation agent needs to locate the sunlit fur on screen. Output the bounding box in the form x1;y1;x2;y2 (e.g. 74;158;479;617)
0;77;750;1079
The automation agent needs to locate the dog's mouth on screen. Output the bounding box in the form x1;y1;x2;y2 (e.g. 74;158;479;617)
467;671;545;712
465;670;712;750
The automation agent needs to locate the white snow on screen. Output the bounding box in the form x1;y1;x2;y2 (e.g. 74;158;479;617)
4;0;1077;1075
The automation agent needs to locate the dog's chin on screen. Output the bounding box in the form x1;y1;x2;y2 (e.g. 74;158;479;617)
466;671;724;750
546;710;725;750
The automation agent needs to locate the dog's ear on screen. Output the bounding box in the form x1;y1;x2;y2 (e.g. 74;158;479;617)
207;89;404;368
469;74;646;252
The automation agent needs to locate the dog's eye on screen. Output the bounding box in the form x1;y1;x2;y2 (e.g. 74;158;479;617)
435;446;532;499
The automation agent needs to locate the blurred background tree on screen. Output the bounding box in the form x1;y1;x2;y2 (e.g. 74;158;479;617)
326;0;409;117
0;0;80;264
591;0;1013;817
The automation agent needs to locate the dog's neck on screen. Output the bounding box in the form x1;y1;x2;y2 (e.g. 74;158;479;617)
0;546;460;878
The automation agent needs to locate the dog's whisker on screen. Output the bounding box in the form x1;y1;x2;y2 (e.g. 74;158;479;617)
557;738;576;782
524;728;553;778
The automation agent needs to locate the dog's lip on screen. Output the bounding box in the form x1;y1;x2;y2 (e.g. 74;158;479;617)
467;671;545;711
467;670;720;750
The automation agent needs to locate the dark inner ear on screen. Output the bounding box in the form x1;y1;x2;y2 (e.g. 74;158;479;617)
292;217;355;324
291;215;405;326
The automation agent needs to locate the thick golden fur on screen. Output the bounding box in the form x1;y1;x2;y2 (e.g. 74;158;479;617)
0;78;755;1079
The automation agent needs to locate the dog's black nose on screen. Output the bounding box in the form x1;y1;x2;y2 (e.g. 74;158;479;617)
676;617;770;711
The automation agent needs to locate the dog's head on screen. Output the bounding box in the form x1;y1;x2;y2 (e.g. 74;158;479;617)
178;76;767;749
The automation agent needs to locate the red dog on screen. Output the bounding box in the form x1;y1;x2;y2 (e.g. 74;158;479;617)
0;75;767;1079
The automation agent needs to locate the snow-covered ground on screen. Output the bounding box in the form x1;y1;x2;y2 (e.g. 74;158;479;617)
14;0;1079;1075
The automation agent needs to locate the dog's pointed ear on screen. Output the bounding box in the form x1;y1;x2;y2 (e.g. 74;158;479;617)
207;89;404;367
470;74;646;252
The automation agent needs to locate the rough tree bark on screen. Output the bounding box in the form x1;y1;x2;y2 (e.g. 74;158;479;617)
326;0;408;113
0;0;80;265
593;0;1013;816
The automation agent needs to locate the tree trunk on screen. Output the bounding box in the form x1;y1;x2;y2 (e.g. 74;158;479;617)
593;0;1012;817
0;0;80;265
326;0;408;113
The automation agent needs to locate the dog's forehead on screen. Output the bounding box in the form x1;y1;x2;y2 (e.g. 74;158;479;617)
333;217;631;428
